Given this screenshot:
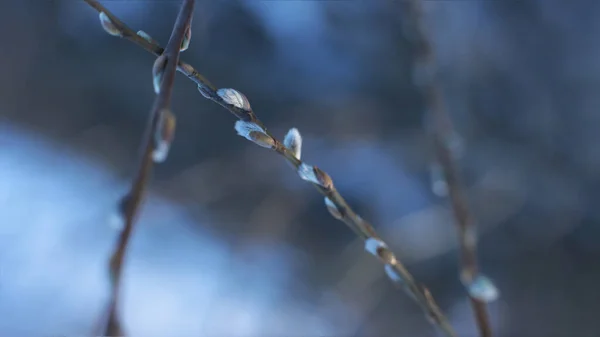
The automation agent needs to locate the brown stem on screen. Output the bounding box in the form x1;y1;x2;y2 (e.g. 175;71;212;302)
84;2;457;336
86;0;195;335
398;0;494;336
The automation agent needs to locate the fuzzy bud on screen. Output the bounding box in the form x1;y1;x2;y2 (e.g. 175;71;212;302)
297;164;318;185
248;131;275;149
197;84;213;99
152;54;168;94
99;12;121;37
234;120;274;149
313;166;333;190
297;164;333;189
324;197;342;220
384;264;403;283
463;274;499;302
109;194;131;231
180;25;192;52
152;109;176;163
217;88;252;111
283;128;302;160
179;62;195;75
137;30;157;44
364;237;397;265
430;163;448;197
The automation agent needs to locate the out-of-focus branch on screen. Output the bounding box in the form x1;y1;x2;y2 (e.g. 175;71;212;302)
398;1;498;336
84;2;457;336
86;0;195;335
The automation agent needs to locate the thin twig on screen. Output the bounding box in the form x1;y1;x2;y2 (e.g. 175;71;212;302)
398;1;494;336
86;0;195;335
84;2;457;336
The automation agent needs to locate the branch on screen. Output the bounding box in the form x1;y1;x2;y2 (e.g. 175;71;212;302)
398;1;499;336
85;1;457;336
87;0;195;335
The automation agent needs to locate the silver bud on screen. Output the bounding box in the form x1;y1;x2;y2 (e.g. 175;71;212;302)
324;197;342;220
297;163;318;185
283;128;302;160
297;164;333;189
99;12;121;37
180;25;192;52
234;120;274;149
152;54;168;94
364;237;397;265
217;88;251;111
152;109;176;163
137;30;157;44
197;84;213;99
384;264;403;283
464;274;499;302
179;62;195;75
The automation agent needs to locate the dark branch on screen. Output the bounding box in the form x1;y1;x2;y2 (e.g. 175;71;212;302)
397;0;494;336
87;0;195;335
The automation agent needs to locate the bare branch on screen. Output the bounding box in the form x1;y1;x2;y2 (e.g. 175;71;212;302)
397;0;497;336
86;0;195;335
84;1;457;336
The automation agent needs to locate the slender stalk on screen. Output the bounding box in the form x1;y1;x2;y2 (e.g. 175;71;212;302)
87;0;195;335
84;1;457;336
398;0;493;336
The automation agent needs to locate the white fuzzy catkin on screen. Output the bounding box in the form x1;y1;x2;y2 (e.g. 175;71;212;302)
152;109;176;163
385;264;403;283
465;275;499;302
234;120;264;138
283;128;302;159
364;237;397;265
364;237;386;257
152;54;168;94
137;30;156;44
99;12;121;37
180;26;191;52
234;120;274;148
297;163;319;185
217;88;251;111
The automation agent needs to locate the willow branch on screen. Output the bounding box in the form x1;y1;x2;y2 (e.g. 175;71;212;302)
398;1;495;336
86;0;195;335
84;1;456;336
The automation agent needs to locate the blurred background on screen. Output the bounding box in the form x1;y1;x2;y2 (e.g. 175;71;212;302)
1;0;599;336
